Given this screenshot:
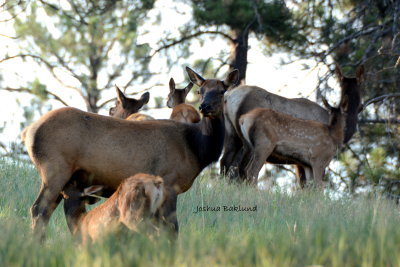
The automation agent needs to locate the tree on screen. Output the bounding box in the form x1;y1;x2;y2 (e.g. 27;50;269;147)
285;0;400;195
1;0;155;113
153;0;304;84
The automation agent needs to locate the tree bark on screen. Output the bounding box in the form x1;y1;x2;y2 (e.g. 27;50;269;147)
229;29;249;85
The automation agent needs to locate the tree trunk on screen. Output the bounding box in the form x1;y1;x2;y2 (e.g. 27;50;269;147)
229;29;249;85
86;52;101;113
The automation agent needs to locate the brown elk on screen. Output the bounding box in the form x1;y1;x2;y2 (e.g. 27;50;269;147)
167;78;200;123
23;67;238;239
62;173;165;244
221;65;364;185
239;97;348;187
109;86;154;121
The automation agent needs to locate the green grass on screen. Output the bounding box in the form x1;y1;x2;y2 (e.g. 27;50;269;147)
1;159;400;266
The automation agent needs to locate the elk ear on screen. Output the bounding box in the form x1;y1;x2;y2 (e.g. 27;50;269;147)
109;107;115;116
223;69;239;88
341;95;349;113
144;179;164;214
356;65;365;84
184;82;194;95
335;63;343;82
169;78;175;92
321;96;332;111
83;185;104;196
115;85;126;105
60;191;69;199
140;92;150;104
186;67;205;87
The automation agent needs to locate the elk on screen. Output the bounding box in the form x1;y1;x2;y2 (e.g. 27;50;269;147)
221;65;364;186
23;67;238;239
239;97;348;187
62;174;165;244
109;86;154;121
167;78;200;123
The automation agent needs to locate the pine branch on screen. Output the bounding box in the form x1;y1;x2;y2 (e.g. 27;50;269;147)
359;119;400;124
322;25;385;60
0;54;53;68
362;93;400;108
39;0;88;26
0;54;85;98
102;60;128;91
1;87;69;106
0;33;19;39
0;0;28;23
150;30;234;57
275;165;297;177
97;83;163;110
123;72;161;90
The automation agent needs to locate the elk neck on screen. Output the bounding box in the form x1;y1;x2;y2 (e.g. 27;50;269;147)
186;114;225;170
328;113;346;146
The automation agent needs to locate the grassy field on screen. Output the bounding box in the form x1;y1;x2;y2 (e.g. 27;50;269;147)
1;158;400;266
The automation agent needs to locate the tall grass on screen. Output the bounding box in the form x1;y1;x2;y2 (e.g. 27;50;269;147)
1;159;400;266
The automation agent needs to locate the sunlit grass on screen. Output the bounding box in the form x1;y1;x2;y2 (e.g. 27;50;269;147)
1;159;399;266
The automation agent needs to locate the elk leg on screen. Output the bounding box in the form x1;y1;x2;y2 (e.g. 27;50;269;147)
312;166;325;189
295;165;307;189
31;162;72;240
303;166;313;180
220;133;242;178
246;143;274;184
161;191;178;237
238;143;253;183
31;183;65;241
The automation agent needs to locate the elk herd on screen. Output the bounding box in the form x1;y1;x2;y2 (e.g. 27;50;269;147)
21;64;364;243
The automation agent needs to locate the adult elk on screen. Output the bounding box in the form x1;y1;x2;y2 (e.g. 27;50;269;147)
167;78;200;123
62;173;165;244
239;97;348;187
109;86;154;121
23;67;238;239
221;65;364;185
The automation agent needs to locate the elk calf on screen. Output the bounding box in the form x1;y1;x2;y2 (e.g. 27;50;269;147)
167;78;200;123
239;98;348;187
109;86;154;121
222;65;364;186
62;173;166;244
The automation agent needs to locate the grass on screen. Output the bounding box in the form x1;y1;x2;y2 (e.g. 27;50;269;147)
1;159;400;266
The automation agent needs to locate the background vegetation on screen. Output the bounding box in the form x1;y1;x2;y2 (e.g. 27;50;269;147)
1;1;400;204
1;159;400;266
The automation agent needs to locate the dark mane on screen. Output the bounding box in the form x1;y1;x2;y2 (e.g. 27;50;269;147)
185;116;225;170
341;77;362;143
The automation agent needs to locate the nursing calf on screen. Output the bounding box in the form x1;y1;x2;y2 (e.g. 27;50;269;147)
62;174;165;244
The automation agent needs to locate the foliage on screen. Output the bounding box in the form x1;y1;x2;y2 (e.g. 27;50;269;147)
2;0;400;196
1;159;400;266
7;0;155;112
191;0;304;47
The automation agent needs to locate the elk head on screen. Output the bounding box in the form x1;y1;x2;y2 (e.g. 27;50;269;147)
186;67;239;118
335;64;364;143
167;78;194;108
321;95;349;127
109;86;150;119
